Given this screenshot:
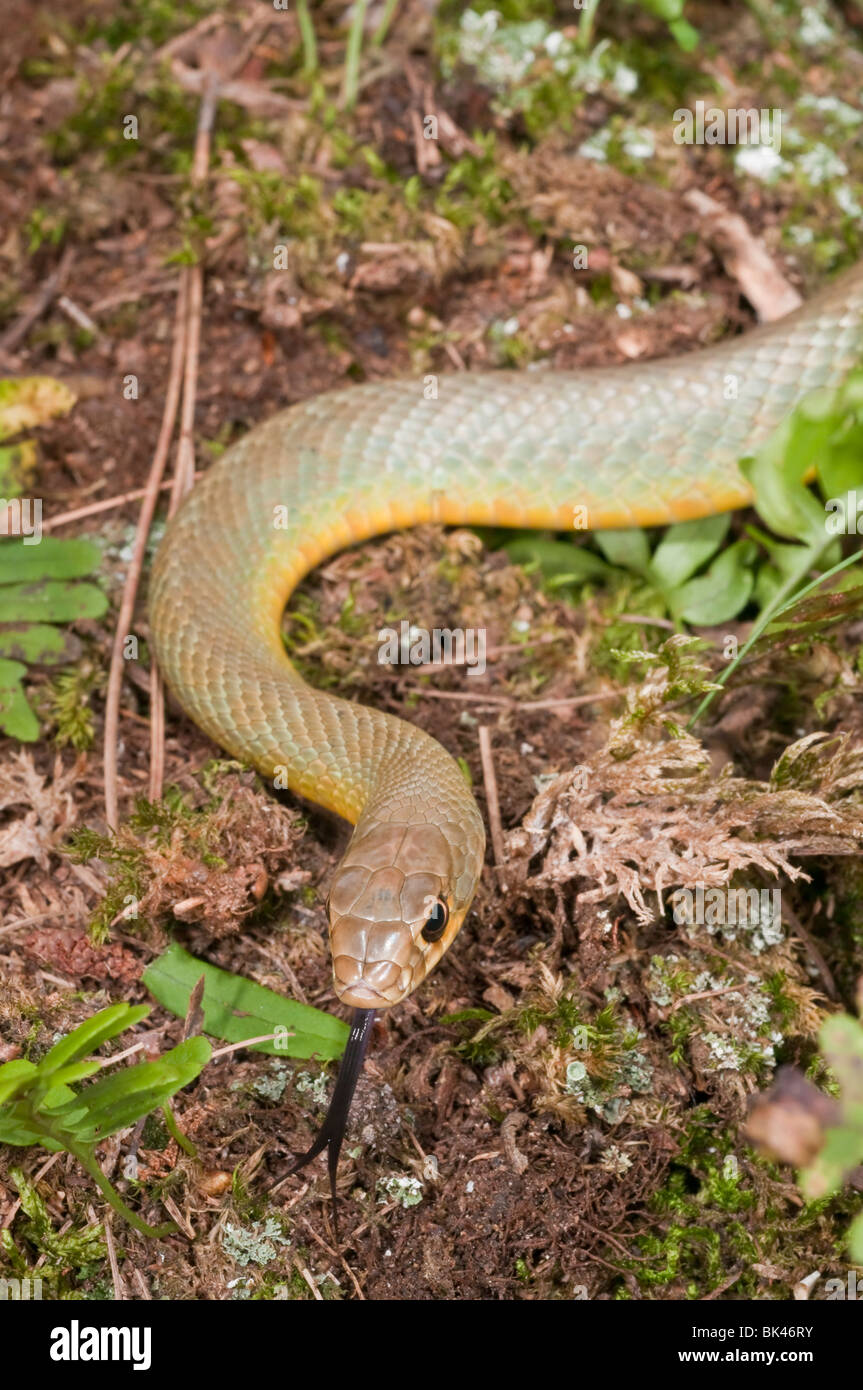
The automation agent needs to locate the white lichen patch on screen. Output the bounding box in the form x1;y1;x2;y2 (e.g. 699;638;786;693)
621;127;656;161
599;1144;634;1175
294;1070;329;1107
565;1031;653;1122
798;5;835;46
376;1174;423;1209
797;94;863;127
797;143;848;186
734;145;791;183
222;1218;290;1267
252;1061;290;1101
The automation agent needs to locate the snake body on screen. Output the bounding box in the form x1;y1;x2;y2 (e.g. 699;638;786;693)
150;264;863;1012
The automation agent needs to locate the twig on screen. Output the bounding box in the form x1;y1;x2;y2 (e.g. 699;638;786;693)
403;686;619;712
149;72;220;805
0;913;53;934
103;274;189;830
40;474;203;532
160;1193;195;1239
209;1032;294;1059
478;725;505;866
684;190;801;323
617;613;676;630
0;246;75;355
783;901;839;1002
103;1215;127;1300
296;1214;365;1300
96;1041;149;1069
701;1269;743;1300
295;1256;324;1300
56;294;104;344
671;984;743;1013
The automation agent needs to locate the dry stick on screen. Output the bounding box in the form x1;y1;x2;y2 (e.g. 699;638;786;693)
478;725;505;866
404;686;620;712
149;75;219;805
103;1215;127;1300
0;246;75;355
40;474;202;532
295;1257;324;1300
782;901;839;1002
102;274;189;830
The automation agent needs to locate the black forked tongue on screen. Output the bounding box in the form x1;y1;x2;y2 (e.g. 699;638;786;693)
288;1008;375;1243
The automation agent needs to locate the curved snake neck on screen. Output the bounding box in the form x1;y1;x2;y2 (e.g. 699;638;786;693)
149;262;863;1224
149;263;863;1007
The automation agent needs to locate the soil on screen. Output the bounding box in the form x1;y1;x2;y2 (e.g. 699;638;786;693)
1;0;863;1301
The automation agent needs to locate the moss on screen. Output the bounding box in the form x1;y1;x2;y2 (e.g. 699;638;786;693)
66;825;150;944
615;1109;858;1297
0;1169;107;1299
42;662;104;750
76;0;225;51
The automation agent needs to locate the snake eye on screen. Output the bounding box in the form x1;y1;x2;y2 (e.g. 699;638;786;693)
421;899;449;943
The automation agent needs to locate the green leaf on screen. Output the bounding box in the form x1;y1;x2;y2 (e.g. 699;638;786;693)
800;1013;863;1202
502;536;611;585
669;16;699;49
43;1060;103;1089
0;377;76;443
0;536;103;584
649;514;730;592
0;579;108;623
0;622;81;665
741;417;827;546
0;658;38;741
72;1036;211;1140
0;1059;38;1104
671;538;757;625
594;528;652;576
0;440;37;499
143;942;350;1060
38;1003;150;1080
0;1108;43;1145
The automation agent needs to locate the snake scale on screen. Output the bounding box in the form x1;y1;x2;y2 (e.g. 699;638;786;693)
149;260;863;1204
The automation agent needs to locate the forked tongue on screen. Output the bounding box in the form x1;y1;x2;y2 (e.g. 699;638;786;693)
288;1008;375;1242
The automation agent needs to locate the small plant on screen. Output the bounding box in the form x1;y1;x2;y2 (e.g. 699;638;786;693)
0;1003;210;1237
1;1168;106;1296
143;943;349;1061
0;376;107;741
502;364;863;722
799;1010;863;1261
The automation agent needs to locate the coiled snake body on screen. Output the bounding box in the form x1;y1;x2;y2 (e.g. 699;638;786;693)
150;263;863;1204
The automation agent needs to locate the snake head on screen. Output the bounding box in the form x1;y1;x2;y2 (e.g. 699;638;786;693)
327;814;484;1009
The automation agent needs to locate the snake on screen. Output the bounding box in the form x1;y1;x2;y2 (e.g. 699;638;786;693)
149;259;863;1220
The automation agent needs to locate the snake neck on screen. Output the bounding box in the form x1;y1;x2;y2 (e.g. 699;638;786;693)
150;261;863;818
